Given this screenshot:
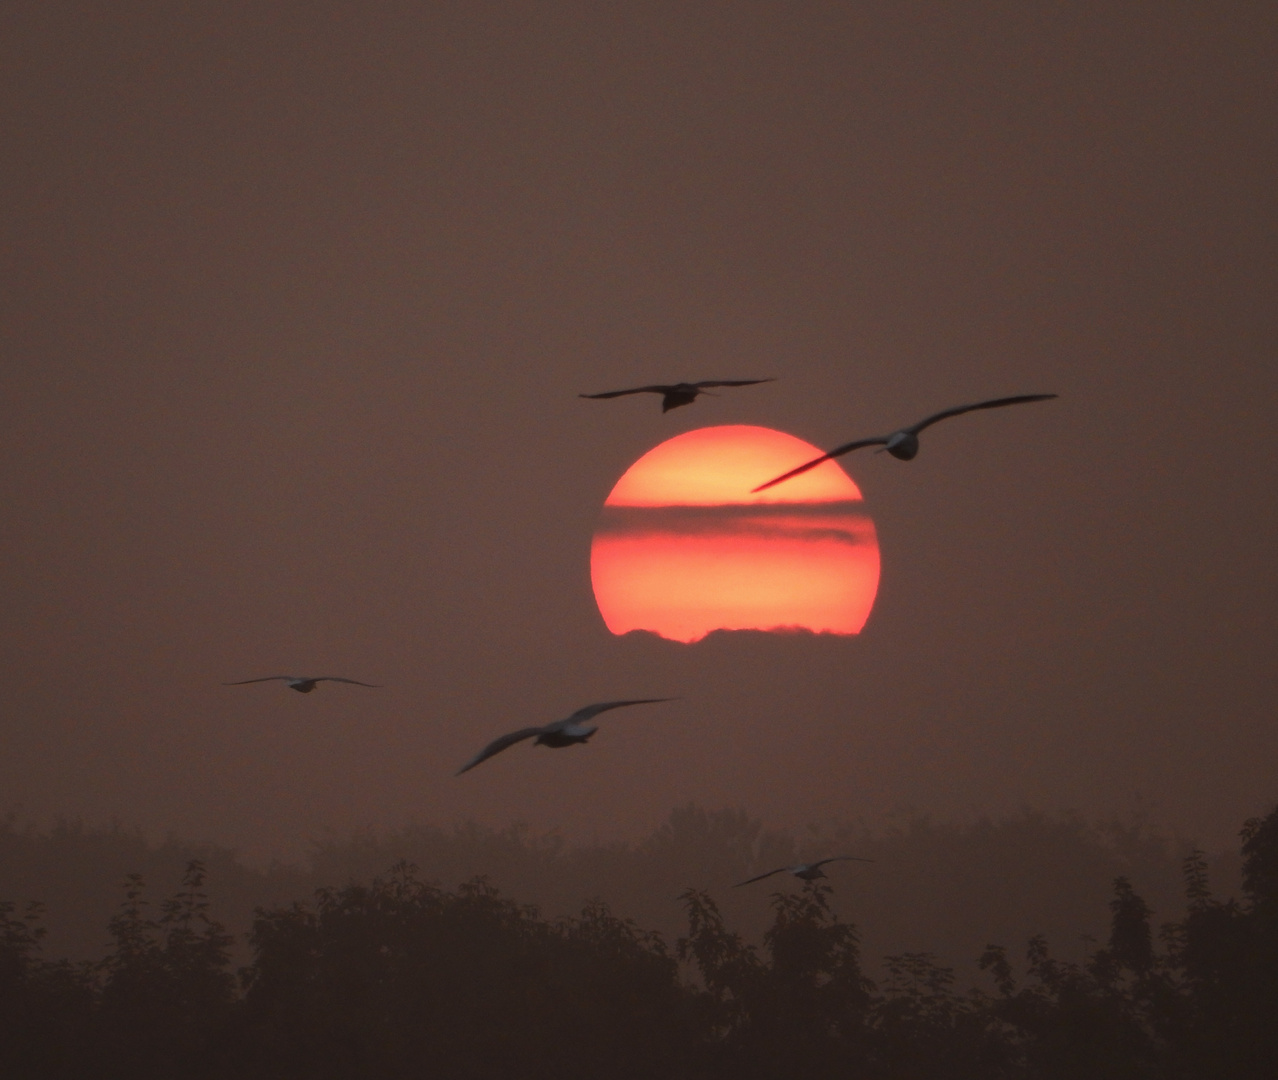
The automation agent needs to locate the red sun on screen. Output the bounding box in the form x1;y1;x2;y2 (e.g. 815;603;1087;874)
590;425;880;643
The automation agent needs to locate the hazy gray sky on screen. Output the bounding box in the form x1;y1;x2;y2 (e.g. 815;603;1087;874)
1;1;1274;860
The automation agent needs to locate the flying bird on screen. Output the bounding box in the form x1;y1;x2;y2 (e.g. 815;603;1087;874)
580;379;775;413
751;394;1058;492
734;856;875;888
456;698;676;775
223;676;380;694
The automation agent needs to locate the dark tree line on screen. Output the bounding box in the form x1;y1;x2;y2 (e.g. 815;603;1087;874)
3;806;1277;1079
0;804;1219;979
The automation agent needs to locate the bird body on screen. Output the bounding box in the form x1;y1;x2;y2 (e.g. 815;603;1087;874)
534;722;599;748
456;698;675;774
752;393;1057;491
734;856;874;888
580;379;775;413
657;383;703;412
884;430;920;460
223;676;380;693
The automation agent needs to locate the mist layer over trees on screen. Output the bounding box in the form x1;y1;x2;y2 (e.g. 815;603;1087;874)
0;804;1237;979
2;804;1274;1077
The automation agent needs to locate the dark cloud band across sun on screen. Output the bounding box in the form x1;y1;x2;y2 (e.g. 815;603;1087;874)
594;503;878;547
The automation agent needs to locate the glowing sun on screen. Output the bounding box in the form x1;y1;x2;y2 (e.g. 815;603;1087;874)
590;425;880;643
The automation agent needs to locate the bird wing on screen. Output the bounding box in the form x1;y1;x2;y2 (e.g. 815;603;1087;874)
750;438;887;493
222;676;296;685
455;727;545;775
692;378;776;389
906;394;1058;434
565;698;677;724
734;867;788;887
313;678;381;687
579;385;673;399
811;856;875;869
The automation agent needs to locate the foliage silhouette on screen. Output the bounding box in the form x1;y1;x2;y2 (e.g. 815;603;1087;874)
93;862;236;1079
0;803;1276;1078
233;863;698;1080
0;804;1218;980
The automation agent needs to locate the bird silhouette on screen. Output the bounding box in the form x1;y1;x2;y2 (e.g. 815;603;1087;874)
223;676;380;694
456;698;676;775
734;856;874;888
580;379;775;413
752;394;1058;492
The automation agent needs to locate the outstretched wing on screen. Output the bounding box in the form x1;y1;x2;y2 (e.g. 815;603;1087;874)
734;867;788;887
811;856;875;870
907;394;1058;434
751;438;887;493
314;677;381;687
455;727;545;775
566;698;677;724
223;676;295;685
580;385;673;399
692;378;776;389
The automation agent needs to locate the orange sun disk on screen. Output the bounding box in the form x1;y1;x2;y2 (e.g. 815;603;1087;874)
590;425;881;643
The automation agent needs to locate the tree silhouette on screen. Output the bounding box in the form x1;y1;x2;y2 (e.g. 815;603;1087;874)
0;899;94;1078
236;862;698;1080
93;862;235;1079
678;882;872;1076
1;802;1277;1078
872;951;1012;1079
1163;806;1278;1078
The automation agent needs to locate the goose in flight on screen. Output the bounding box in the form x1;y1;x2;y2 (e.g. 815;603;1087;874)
752;394;1058;492
735;856;874;888
580;379;775;413
456;698;676;775
223;676;380;694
